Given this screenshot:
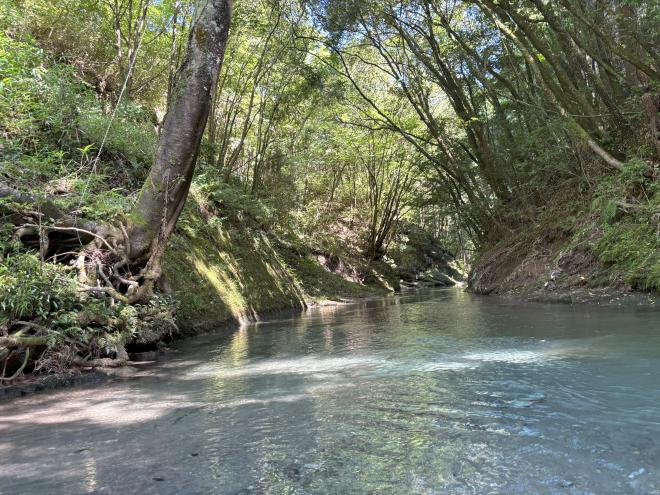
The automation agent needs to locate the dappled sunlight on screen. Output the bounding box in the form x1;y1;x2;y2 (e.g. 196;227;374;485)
463;339;601;364
2;0;658;489
176;341;578;386
223;326;250;365
172;218;307;325
0;389;202;429
83;455;98;493
463;349;548;364
323;326;334;351
413;361;478;371
304;381;358;394
1;290;659;495
217;250;246;291
208;393;312;410
192;254;247;319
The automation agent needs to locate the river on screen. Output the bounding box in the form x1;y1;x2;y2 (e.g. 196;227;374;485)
1;288;659;494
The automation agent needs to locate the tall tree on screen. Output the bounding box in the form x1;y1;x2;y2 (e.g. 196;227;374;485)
125;0;232;297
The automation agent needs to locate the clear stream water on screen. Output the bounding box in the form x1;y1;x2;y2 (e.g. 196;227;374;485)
1;289;659;494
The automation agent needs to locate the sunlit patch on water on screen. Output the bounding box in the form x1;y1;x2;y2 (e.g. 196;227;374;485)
208;394;312;410
463;349;547;363
0;390;204;428
184;355;383;380
413;360;478;371
462;338;603;364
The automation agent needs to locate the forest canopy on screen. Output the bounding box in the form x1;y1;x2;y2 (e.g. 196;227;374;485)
3;0;658;247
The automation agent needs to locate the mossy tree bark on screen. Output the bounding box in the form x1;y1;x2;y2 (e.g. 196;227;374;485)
99;0;234;303
128;0;232;261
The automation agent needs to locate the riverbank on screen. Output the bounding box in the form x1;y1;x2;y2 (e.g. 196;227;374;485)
2;270;655;401
0;199;461;397
470;187;659;306
163;203;463;332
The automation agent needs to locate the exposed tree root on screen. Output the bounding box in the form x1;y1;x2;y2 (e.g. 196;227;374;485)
0;0;233;382
73;344;129;369
0;349;30;381
2;183;157;306
0;184;170;380
73;357;128;368
0;335;49;348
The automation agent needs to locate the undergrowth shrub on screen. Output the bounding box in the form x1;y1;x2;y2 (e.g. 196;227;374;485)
0;247;178;372
195;176;275;225
77;101;157;183
0;32;154;191
0;35;89;142
0;250;77;321
590;159;660;290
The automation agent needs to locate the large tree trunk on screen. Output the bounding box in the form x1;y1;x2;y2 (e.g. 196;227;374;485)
128;0;232;262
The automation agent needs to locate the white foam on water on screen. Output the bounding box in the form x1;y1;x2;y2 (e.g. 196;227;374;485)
463;349;547;363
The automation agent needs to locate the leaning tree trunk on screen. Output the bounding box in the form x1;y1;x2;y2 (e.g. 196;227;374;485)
126;0;232;286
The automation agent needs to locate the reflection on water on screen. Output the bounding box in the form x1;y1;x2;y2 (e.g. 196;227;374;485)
1;288;659;494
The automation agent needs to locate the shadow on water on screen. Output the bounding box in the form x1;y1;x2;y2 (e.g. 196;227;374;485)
1;288;660;494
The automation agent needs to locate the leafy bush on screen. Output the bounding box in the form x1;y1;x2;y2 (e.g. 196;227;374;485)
594;221;660;290
0;33;88;144
0;251;78;320
0;246;177;365
0;33;155;190
195;176;275;225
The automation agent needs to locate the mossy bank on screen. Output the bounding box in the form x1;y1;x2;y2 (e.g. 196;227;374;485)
163;196;465;332
163;207;392;332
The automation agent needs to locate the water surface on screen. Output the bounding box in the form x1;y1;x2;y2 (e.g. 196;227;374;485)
1;289;659;494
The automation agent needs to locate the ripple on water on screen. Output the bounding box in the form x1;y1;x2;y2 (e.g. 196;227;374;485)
1;289;659;494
